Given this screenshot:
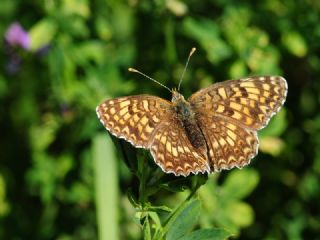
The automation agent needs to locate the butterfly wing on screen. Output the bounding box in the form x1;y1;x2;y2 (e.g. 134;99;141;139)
96;95;173;148
196;115;258;171
189;76;288;130
189;76;287;171
149;119;210;176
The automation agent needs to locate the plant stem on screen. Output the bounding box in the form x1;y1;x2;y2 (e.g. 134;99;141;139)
138;157;148;206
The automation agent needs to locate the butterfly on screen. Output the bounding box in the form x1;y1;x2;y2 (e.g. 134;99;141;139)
96;50;287;177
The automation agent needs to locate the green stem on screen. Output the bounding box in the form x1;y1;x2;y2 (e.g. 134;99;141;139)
143;214;152;240
138;157;148;206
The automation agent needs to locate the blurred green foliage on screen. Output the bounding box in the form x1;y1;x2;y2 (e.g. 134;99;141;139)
1;0;320;239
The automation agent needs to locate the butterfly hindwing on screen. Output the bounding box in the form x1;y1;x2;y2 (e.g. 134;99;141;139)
150;119;210;176
196;115;259;171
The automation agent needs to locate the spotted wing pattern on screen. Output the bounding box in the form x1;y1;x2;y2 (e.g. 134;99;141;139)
149;120;210;176
96;95;172;148
190;76;287;172
189;76;288;130
196;115;258;171
96;95;211;176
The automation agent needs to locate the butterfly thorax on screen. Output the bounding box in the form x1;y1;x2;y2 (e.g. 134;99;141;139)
171;91;194;120
171;91;207;152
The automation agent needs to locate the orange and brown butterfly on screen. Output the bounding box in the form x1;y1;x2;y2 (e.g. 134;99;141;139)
96;48;288;177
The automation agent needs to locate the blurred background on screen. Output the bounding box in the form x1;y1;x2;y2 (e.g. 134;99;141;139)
1;0;320;239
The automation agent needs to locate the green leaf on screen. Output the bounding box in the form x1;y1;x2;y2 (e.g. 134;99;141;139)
95;16;112;40
92;133;119;240
282;31;307;57
166;0;188;16
183;17;232;63
29;119;59;151
148;205;172;213
29;18;57;51
70;41;106;66
259;136;285;156
68;181;92;203
149;211;162;228
143;216;152;240
225;202;254;228
222;169;259;200
178;228;233;240
166;199;201;240
62;0;90;18
298;172;319;200
246;46;280;74
229;60;247;79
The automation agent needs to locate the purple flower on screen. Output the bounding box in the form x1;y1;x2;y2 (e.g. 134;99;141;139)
5;22;30;50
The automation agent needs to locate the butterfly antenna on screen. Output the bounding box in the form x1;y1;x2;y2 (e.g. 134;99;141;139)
128;68;172;93
177;47;196;91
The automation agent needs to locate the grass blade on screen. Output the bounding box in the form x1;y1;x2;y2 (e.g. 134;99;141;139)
93;133;119;240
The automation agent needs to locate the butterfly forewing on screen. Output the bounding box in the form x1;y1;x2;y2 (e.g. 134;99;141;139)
189;76;288;130
96;95;173;148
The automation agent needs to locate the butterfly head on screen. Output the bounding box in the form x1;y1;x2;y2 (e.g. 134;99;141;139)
171;89;186;104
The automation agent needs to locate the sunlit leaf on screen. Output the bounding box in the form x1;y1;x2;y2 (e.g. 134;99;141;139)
259;136;285;156
29;18;57;51
222;169;259;200
166;0;188;16
282;31;307;57
179;228;233;240
62;0;90;18
225;202;254;228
